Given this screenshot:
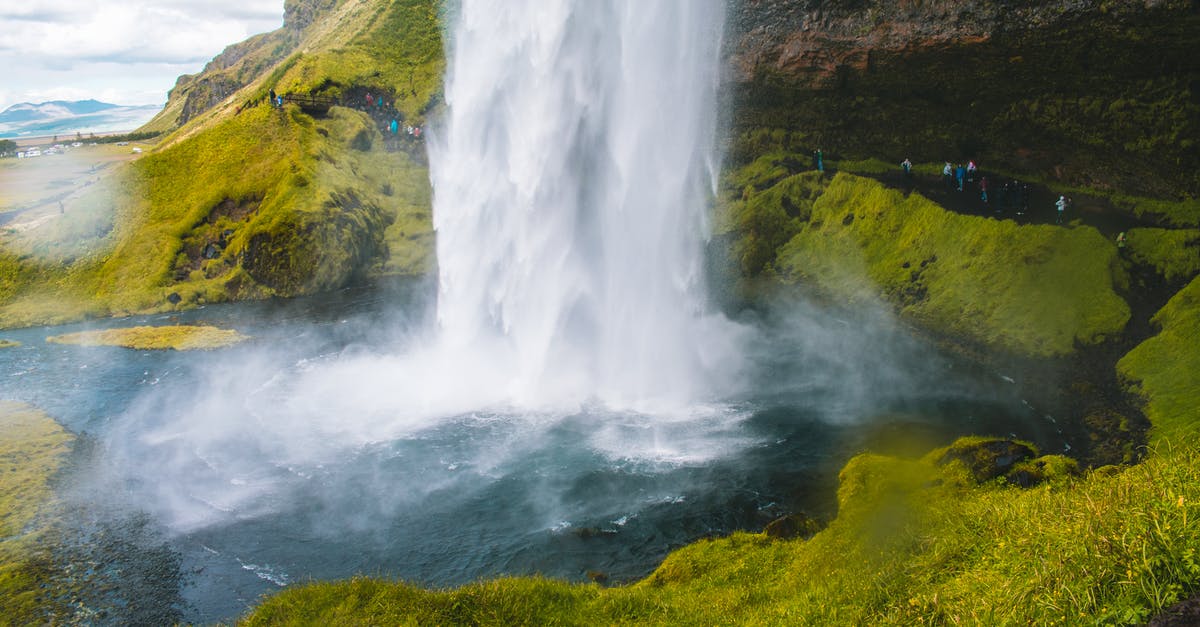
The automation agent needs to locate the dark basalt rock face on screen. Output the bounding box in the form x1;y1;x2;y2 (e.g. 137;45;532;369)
725;0;1200;199
241;191;391;297
1150;594;1200;626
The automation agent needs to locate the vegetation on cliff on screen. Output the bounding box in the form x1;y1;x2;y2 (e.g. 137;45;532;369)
721;169;1130;357
1118;275;1200;445
0;0;443;329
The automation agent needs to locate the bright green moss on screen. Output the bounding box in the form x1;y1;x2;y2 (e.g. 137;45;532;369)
772;173;1131;357
0;339;19;348
1118;275;1200;445
1125;228;1200;283
719;171;827;276
0;99;433;327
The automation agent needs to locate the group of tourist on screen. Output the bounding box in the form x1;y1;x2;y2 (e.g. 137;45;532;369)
919;158;1074;223
363;92;422;141
263;87;424;142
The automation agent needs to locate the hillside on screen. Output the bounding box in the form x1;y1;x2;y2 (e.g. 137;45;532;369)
0;0;443;327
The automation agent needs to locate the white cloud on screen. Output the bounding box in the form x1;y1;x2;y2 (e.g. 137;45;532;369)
0;0;284;111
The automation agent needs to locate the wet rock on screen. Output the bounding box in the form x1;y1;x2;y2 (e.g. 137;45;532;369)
1150;594;1200;626
166;293;182;305
572;527;618;539
764;512;821;540
936;438;1037;482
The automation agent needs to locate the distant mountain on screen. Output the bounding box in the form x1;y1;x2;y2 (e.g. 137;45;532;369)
0;100;162;138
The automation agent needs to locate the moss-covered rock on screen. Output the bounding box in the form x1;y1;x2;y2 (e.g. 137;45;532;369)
765;173;1130;357
1118;275;1200;445
933;437;1038;483
1125;228;1200;284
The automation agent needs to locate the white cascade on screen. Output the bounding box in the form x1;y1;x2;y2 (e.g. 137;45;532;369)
429;0;739;411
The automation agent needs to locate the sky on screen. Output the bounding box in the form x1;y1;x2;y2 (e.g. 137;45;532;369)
0;1;286;112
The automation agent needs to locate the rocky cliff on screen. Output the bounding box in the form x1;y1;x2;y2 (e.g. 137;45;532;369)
726;0;1200;200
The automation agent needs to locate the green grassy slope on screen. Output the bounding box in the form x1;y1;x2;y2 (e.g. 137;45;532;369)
724;171;1131;357
1118;276;1200;445
0;0;442;328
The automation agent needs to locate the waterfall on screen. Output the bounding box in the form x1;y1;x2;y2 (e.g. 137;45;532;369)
429;0;739;411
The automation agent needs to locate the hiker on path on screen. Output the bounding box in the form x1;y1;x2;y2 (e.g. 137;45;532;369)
390;119;399;134
901;158;913;178
980;176;990;205
943;162;954;188
955;164;966;191
1055;195;1067;224
967;160;977;182
269;89;276;106
1117;232;1127;249
816;149;824;173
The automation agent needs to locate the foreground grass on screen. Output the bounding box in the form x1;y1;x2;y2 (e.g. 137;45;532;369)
0;402;73;622
46;325;247;350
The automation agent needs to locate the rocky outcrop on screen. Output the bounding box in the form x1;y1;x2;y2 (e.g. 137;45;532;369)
728;0;1192;87
149;0;342;130
725;0;1200;199
284;0;339;32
